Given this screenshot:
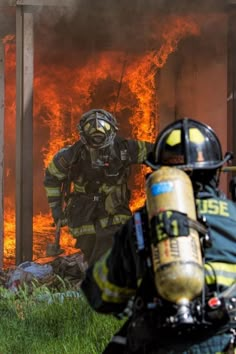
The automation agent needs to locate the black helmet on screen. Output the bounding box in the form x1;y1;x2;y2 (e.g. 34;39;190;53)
146;118;232;171
77;109;118;149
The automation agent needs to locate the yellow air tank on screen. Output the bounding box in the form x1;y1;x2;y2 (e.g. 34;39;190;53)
146;166;204;321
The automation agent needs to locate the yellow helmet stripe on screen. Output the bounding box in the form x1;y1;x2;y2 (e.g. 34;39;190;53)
166;127;205;147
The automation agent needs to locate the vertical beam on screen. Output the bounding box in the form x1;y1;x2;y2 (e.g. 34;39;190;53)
227;6;236;199
0;42;4;268
227;7;236;163
16;5;34;264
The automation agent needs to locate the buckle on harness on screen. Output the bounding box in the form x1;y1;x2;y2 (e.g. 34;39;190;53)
206;293;236;326
208;297;221;309
93;195;101;202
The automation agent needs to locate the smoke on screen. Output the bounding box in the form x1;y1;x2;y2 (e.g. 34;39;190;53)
33;0;227;65
0;7;15;40
4;0;227;210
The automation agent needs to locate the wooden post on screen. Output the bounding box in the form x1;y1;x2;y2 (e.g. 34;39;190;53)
0;42;4;268
15;5;34;264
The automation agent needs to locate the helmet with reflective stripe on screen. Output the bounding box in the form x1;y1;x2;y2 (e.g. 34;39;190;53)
146;118;232;171
77;109;118;149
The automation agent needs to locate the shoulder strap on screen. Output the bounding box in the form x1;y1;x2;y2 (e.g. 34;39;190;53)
70;140;84;165
64;141;84;202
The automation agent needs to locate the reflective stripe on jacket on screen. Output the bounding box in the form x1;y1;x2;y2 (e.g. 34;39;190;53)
82;187;236;313
44;137;153;236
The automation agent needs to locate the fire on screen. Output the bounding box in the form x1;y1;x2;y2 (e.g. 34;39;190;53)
127;15;199;210
4;198;15;268
32;214;76;264
3;15;199;267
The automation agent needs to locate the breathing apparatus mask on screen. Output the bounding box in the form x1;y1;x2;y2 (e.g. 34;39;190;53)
77;109;119;174
77;109;118;149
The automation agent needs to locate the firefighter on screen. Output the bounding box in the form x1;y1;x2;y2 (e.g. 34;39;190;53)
44;108;154;266
81;118;236;354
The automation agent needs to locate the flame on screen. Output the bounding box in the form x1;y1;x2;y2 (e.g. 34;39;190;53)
33;213;76;263
3;15;199;267
127;15;199;210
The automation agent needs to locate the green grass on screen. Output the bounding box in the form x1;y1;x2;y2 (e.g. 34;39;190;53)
0;283;125;354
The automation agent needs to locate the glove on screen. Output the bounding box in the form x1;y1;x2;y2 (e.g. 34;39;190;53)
51;205;67;227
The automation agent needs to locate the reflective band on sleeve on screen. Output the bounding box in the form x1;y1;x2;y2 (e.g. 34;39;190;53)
205;262;236;287
49;201;61;208
100;214;131;228
112;214;131;225
45;186;61;198
48;161;67;180
69;224;96;237
137;141;147;163
74;184;86;193
93;252;136;303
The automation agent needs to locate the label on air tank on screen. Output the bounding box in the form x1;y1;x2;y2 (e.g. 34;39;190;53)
150;182;174;196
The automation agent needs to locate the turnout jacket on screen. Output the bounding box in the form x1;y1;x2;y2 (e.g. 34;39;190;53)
81;185;236;353
44;136;153;238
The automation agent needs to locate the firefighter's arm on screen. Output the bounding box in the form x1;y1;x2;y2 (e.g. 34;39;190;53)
43;148;72;223
81;219;138;314
125;139;154;164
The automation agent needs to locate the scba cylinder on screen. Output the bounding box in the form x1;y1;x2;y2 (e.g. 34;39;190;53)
146;166;204;307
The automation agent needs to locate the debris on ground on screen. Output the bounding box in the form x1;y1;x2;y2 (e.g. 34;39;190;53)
0;252;88;293
7;261;53;292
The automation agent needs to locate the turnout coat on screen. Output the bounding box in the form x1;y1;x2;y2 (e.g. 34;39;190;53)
82;185;236;353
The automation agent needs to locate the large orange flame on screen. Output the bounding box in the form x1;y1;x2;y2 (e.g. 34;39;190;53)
3;15;199;267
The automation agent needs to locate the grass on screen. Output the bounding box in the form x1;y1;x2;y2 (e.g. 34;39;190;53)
0;281;125;354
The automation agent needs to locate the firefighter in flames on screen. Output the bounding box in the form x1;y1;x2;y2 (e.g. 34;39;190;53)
81;118;236;354
44;109;153;266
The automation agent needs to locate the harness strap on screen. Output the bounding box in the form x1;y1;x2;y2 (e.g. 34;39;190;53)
188;217;208;235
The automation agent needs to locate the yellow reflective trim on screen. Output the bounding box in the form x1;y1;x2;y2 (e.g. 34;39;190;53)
100;214;131;228
189;128;204;144
48;161;66;180
215;350;236;354
137;141;147;163
112;214;131;225
73;183;111;194
166;130;181;146
100;218;109;228
205;262;236;273
84;122;90;132
166;128;205;147
84;120;111;133
45;186;61;198
204;262;236;287
99;184;113;194
100;121;111;130
74;184;86;193
205;274;235;287
93;252;136;303
69;224;96;237
49;201;60;208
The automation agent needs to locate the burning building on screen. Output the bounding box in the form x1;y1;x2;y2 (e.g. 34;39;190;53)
0;0;235;267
